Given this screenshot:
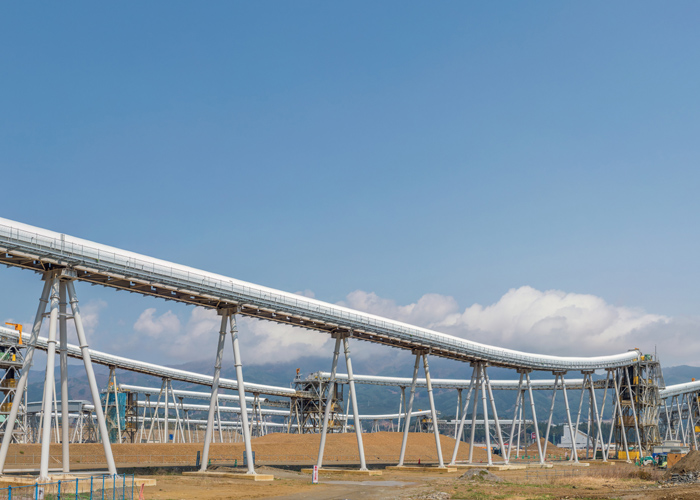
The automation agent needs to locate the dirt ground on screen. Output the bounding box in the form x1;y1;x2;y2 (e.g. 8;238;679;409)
137;462;700;500
7;433;697;499
2;432;488;469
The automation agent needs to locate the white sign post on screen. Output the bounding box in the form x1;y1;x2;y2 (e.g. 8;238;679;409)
312;465;319;484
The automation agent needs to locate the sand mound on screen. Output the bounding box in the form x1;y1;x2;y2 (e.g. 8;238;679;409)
525;437;568;458
665;450;700;477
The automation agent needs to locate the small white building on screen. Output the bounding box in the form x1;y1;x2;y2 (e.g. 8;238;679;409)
560;428;590;449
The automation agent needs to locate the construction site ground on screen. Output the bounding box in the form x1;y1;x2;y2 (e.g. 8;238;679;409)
2;432;694;498
134;462;698;500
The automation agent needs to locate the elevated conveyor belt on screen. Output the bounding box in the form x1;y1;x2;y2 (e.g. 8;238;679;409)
0;217;641;371
660;381;700;400
0;326;303;398
314;371;594;390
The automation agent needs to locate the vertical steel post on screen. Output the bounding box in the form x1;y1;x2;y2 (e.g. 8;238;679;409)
112;370;122;444
343;336;367;470
59;282;70;472
572;372;587;456
146;381;165;444
612;370;630;462
525;372;544;464
542;374;559;457
624;369;642;454
398;354;421;466
675;396;685;443
230;313;255;474
397;387;405;432
468;364;482;464
169;381;184;443
162;377;169;444
39;276;60;480
450;366;477;465
506;372;524;462
422;353;444;468
587;373;606;462
484;367;507;465
201;313;227;471
0;282;51;473
516;393;523;458
559;375;578;463
479;365;493;465
342;396;350;433
454;389;462;439
663;401;671;440
52;383;60;444
691;394;699;450
593;370;611;459
317;335;342;469
66;280;117;475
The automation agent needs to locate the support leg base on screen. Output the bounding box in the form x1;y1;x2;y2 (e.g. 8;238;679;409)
301;467;381;476
183;471;272;481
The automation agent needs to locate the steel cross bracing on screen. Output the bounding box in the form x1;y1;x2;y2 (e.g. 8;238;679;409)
0;217;640;371
658;381;700;449
0;326;306;399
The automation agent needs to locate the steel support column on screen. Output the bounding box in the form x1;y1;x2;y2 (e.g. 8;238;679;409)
525;372;544;464
59;282;70;473
422;353;444;468
506;372;525;462
66;280;117;475
484;367;507;465
317;335;342;469
343;336;367;470
398;354;421;466
231;313;255;474
468;364;483;464
559;374;578;463
450;366;477;465
38;276;60;481
0;277;52;472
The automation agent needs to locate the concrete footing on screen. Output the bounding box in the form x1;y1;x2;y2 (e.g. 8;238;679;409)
183;471;274;481
301;468;382;476
386;465;458;473
451;463;526;471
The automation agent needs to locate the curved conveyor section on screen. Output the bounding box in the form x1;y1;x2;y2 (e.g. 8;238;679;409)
314;371;593;390
660;381;700;400
0;217;640;371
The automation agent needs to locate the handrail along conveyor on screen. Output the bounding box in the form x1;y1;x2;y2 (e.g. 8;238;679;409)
0;218;640;371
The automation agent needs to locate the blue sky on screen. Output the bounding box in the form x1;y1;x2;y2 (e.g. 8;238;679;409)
1;3;700;367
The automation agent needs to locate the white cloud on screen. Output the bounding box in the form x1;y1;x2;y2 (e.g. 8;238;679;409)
120;305;332;365
133;308;181;338
237;317;331;364
340;286;695;364
340;291;459;328
435;286;669;357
